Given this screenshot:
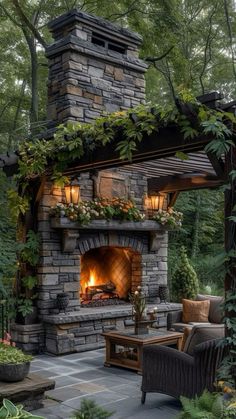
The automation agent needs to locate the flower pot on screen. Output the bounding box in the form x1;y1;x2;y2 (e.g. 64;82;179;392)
56;293;70;311
0;361;30;382
134;320;150;335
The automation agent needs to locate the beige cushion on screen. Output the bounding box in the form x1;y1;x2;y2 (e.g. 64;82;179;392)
182;299;210;323
196;294;223;324
172;322;211;333
183;324;225;355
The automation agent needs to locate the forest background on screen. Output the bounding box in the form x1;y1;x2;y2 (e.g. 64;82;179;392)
0;0;235;297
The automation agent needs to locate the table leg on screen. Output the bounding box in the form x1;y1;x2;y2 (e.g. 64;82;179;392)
177;336;183;351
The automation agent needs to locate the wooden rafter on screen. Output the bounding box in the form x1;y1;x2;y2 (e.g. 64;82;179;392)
148;173;224;194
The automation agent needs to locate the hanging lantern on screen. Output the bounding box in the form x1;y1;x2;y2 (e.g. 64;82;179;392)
64;179;80;205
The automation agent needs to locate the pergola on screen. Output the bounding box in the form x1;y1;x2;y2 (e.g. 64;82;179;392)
1;91;236;291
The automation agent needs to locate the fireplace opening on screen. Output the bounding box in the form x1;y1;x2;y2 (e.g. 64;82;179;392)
80;246;141;307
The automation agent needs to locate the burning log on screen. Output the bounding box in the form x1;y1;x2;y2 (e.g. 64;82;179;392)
86;281;116;295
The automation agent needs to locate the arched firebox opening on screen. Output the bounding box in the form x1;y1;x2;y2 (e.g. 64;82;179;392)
80;246;141;306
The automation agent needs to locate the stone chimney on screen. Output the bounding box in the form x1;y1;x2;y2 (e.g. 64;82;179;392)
46;9;147;125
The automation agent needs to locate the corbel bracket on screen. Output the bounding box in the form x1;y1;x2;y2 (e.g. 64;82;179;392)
62;229;80;252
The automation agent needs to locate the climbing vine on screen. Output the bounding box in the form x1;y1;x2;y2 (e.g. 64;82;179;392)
16;99;236;187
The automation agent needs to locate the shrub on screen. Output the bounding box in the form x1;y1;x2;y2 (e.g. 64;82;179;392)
171;246;199;302
71;399;114;419
179;389;236;418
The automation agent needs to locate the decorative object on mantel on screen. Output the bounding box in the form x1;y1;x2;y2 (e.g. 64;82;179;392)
151;208;183;228
56;292;70;312
130;287;158;335
158;284;169;303
64;178;80;205
50;198;145;224
50;200;182;228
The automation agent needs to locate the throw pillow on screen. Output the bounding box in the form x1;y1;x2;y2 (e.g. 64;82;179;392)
182;299;210;323
196;294;223;323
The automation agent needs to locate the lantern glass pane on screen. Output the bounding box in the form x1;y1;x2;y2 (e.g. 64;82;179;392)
71;186;80;204
150;195;159;211
64;185;71;204
159;195;165;210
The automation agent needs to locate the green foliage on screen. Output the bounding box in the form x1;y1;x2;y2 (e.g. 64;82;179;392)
51;199;145;224
179;390;236;419
21;276;37;291
168;189;224;295
0;171;18;296
0;398;44;418
71;399;114;419
7;190;29;223
18;230;40;267
16;102;235;183
0;344;32;364
16;298;34;317
171;246;199;302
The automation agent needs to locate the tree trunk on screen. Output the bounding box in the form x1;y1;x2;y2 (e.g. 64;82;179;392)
22;28;38;129
191;193;200;258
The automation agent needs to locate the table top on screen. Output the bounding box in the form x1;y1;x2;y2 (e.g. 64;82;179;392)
102;329;183;343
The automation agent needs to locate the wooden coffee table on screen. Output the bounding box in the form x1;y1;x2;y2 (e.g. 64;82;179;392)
102;329;183;373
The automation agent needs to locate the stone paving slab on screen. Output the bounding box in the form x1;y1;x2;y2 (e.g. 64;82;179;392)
31;348;181;418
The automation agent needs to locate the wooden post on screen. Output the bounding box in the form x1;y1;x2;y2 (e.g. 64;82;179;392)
224;146;236;293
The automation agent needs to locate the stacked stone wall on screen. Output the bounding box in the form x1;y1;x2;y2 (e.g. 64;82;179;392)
46;10;147;125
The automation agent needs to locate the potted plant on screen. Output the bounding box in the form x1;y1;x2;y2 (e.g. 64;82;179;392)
0;343;33;382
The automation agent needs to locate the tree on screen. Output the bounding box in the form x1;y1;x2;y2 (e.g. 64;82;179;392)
0;0;235;149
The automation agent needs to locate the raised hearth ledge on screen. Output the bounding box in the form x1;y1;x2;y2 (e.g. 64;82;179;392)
42;303;181;324
51;218;168;252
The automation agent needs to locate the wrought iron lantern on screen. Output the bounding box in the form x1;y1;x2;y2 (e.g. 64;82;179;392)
64;179;80;205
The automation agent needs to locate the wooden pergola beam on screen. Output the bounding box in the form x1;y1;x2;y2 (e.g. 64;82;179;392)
64;127;213;175
148;173;223;193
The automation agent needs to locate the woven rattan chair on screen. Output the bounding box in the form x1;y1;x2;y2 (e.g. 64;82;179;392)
141;338;224;403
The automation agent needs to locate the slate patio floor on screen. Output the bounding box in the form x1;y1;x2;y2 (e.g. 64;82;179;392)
31;348;181;419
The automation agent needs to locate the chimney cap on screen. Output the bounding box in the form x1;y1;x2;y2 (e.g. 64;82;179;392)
48;9;143;46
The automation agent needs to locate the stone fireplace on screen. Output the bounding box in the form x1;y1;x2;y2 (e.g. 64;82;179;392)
11;9;181;355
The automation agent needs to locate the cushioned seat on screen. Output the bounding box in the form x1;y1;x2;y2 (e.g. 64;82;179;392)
167;294;223;332
171;321;211;332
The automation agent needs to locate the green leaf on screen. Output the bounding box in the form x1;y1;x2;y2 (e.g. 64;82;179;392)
0;406;8;419
3;398;19;416
175;151;189;160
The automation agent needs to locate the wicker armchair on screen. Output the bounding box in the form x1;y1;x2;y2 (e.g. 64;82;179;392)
141;339;224;403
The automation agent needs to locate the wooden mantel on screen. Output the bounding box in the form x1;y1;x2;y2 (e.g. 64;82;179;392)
51;218;168;252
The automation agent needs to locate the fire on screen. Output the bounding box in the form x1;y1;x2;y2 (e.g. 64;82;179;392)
88;269;97;287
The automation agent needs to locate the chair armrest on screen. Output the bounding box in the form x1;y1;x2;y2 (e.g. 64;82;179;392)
143;344;193;367
167;310;182;330
142;345;195;398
